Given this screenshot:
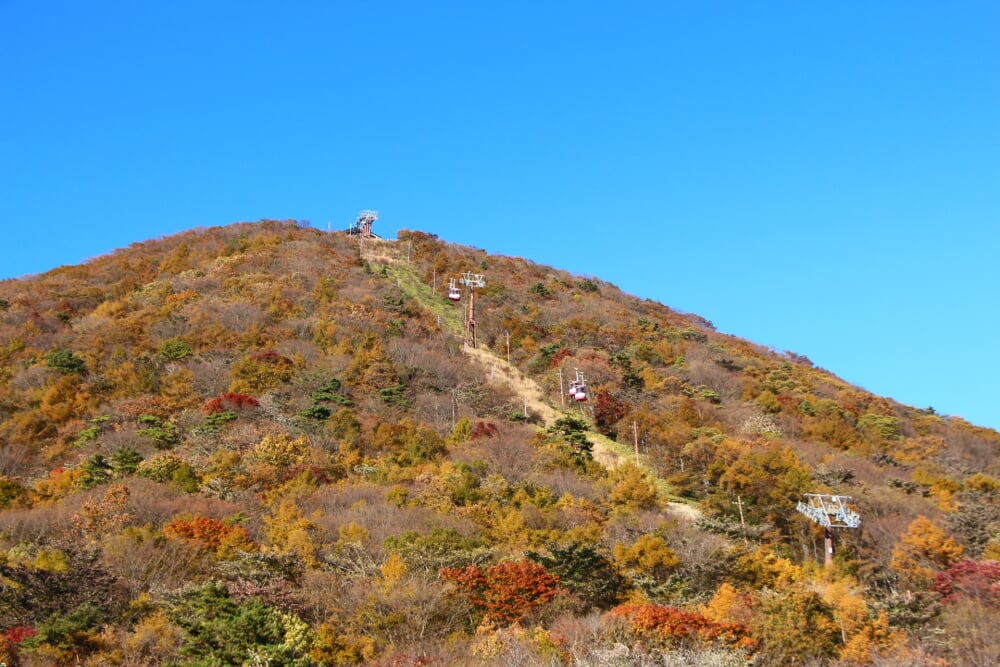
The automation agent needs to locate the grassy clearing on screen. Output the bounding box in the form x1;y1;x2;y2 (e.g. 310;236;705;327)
382;261;465;336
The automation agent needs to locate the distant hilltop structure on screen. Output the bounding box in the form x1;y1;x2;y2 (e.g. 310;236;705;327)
345;210;380;239
345;209;401;264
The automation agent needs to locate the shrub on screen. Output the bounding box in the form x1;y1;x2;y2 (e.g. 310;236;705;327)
137;415;180;450
230;350;294;393
378;383;409;408
441;559;562;626
203;392;259;415
528;282;551;298
45;349;87;375
608;603;756;653
159;338;193;361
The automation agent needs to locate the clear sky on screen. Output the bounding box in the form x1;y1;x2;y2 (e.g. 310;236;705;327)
3;2;998;431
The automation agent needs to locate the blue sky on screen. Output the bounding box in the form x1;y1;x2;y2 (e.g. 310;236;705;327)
2;1;998;430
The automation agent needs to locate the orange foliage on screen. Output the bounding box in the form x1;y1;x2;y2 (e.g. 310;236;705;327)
441;559;562;626
163;513;254;558
202;392;259;414
609;603;756;652
891;515;965;589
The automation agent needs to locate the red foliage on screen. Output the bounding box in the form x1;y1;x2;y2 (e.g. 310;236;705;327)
593;389;628;436
609;603;756;652
932;559;1000;606
441;558;562;625
5;625;36;643
163;514;249;549
202;392;260;414
470;420;499;440
549;348;573;368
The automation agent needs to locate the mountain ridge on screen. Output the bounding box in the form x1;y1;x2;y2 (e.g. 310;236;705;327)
1;218;998;665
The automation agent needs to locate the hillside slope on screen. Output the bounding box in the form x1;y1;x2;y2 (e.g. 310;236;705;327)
1;219;999;666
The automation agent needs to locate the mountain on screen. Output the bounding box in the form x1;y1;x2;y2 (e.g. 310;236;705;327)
1;219;998;665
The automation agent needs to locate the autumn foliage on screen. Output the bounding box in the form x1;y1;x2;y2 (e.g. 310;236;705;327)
441;559;562;626
932;559;1000;606
202;392;259;414
0;220;999;664
163;514;255;559
609;603;757;653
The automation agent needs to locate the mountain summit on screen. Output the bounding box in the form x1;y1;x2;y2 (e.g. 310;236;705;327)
1;219;998;665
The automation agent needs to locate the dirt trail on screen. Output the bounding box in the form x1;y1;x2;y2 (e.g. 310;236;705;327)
463;346;560;426
370;236;702;521
463;345;701;521
464;346;620;468
465;347;701;521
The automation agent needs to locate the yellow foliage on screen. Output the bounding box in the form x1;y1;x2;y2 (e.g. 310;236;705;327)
125;611;184;663
489;506;529;547
344;335;399;391
159;367;199;410
448;416;472;444
983;539;1000;562
39;374;95;423
613;534;679;580
263;498;318;566
380;552;408;592
103;359;157;398
638;367;665;391
838;610;903;665
5;544;69;571
700;582;751;626
92;298;127;319
912;466;961;509
471;622;532;661
228;351;295;393
750;584;840;663
32;466;87;504
826;578;868;630
338;521;369;545
891;515;964;589
608;462;660;512
215;524;258;561
250;433;309;467
263;469;321;507
964;472;1000;494
732;547;805;589
310;624;377;665
894;435;945;465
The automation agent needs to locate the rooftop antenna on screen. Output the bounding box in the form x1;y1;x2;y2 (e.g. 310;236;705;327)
796;493;861;567
460;271;486;348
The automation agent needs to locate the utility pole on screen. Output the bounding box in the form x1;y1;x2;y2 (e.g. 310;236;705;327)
557;369;565;409
735;495;749;548
504;330;510;365
632;420;640;466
